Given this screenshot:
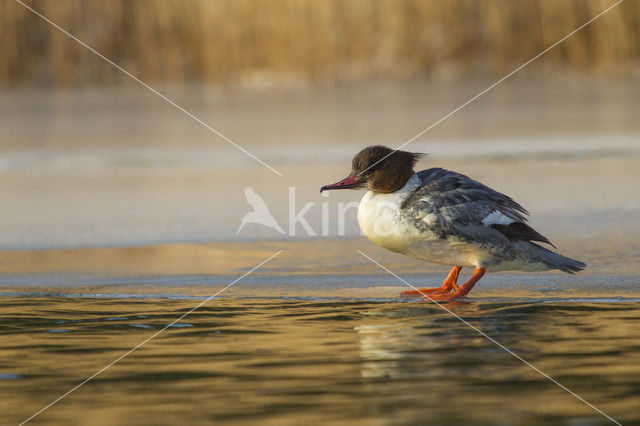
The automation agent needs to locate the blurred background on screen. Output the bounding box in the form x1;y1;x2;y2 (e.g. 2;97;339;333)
0;0;639;249
2;0;640;86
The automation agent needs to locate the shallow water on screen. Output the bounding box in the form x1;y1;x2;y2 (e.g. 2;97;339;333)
1;293;639;425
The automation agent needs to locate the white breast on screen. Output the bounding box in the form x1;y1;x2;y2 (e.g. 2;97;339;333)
357;174;483;268
357;175;420;251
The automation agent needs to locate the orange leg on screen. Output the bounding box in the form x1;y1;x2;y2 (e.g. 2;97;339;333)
421;268;486;301
401;266;462;297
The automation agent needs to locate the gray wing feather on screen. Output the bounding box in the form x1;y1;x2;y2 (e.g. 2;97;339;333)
402;168;548;245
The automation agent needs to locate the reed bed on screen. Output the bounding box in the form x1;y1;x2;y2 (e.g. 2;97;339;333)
1;0;638;87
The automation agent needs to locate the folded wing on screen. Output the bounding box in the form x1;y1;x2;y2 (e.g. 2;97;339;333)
403;168;554;247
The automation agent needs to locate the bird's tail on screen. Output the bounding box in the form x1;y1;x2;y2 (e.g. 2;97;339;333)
529;242;586;274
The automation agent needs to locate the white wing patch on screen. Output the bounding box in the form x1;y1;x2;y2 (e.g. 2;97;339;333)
421;212;438;226
481;210;515;226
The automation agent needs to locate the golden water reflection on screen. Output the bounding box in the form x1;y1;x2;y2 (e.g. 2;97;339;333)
0;296;638;425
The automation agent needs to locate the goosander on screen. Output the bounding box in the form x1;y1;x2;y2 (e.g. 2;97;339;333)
320;145;585;301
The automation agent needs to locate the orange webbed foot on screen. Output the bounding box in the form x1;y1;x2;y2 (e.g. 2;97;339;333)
400;266;462;298
420;268;486;302
401;286;454;297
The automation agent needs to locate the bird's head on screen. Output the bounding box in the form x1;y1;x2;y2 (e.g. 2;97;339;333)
320;145;424;194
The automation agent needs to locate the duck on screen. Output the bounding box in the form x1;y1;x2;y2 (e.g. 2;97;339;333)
320;145;585;301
